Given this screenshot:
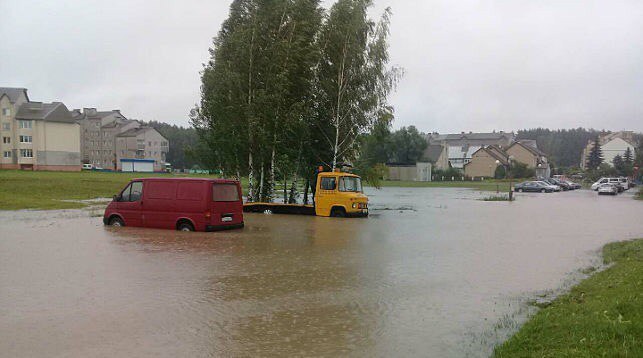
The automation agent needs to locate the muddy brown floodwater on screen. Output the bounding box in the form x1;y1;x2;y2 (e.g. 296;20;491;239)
1;188;642;357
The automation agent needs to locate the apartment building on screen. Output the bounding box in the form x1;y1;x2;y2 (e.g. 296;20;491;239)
115;127;169;171
1;87;80;171
74;108;139;169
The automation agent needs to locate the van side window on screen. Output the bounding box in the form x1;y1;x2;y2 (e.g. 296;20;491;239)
120;184;132;202
320;177;336;190
129;182;143;202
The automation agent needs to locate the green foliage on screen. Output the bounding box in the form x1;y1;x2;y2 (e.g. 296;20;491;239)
433;167;463;180
517;128;607;168
195;0;399;202
508;161;535;179
494;239;643;357
388;125;427;164
587;135;604;170
494;165;506;179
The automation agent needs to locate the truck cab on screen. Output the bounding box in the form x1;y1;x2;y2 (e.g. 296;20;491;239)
314;170;368;217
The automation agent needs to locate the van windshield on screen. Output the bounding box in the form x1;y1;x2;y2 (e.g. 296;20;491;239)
213;183;239;202
339;176;362;192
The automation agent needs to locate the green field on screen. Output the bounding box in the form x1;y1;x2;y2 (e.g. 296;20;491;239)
0;170;517;211
378;179;513;192
494;239;643;357
0;170;226;210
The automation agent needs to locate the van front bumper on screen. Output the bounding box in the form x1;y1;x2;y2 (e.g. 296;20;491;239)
205;222;245;232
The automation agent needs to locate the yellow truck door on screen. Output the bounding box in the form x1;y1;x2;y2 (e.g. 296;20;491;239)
315;175;338;217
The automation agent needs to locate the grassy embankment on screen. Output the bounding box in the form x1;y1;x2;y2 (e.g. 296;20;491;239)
0;170;514;210
494;239;642;357
637;187;643;200
0;170;233;210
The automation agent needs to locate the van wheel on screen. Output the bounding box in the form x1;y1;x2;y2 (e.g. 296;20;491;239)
109;217;124;227
330;208;346;218
541;189;546;193
177;221;195;232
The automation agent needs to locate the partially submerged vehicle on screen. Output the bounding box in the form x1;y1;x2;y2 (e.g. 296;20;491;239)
244;167;369;217
104;178;244;231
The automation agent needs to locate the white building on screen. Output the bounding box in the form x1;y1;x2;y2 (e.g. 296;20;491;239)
580;131;637;169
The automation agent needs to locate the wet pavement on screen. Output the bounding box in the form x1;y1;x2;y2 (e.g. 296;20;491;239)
1;188;641;357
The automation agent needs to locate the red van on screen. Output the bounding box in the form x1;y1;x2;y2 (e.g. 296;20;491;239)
103;178;244;232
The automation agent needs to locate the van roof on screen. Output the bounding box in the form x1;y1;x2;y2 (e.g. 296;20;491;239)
134;177;239;184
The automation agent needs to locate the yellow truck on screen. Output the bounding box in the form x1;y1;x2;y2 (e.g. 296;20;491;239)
243;168;369;217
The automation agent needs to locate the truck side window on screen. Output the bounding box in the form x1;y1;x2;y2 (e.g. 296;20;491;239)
320;177;336;190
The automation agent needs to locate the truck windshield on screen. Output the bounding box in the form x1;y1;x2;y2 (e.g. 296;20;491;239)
339;176;362;192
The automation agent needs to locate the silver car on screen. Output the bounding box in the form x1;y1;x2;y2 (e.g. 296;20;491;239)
597;183;618;195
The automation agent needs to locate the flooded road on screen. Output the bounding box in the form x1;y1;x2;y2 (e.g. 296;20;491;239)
1;188;641;357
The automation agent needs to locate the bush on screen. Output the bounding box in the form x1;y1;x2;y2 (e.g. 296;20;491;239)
509;162;535;179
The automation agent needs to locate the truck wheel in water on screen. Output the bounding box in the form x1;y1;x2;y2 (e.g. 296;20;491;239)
109;217;124;227
331;207;346;218
177;222;195;232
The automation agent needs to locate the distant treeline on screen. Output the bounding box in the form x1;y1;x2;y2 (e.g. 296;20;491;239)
517;128;610;168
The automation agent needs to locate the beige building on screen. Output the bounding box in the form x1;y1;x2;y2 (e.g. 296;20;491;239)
424;131;515;170
464;141;550;178
580;131;637;169
1;87;80;171
463;146;508;178
74;108;140;169
115;127;168;171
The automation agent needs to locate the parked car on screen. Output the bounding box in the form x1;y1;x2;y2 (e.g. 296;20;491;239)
618;177;630;190
515;181;554;193
565;180;582;190
552;178;573;190
597;183;618;195
536;180;561;192
103;178;244;232
591;177;621;191
82;163;94;170
541;178;567;191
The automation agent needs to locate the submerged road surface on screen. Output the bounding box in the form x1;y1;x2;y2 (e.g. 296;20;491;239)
1;188;641;357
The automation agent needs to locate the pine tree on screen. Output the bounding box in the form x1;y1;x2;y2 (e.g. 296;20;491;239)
613;154;624;176
623;147;633;164
586;136;603;170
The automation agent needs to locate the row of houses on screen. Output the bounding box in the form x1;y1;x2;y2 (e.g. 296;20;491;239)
387;131;550;181
0;87;169;172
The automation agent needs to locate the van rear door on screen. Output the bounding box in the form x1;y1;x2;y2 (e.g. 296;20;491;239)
211;182;243;226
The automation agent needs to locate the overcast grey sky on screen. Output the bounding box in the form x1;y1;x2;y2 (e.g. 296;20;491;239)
1;0;641;132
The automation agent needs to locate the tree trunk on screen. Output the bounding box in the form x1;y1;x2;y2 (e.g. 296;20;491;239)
303;178;310;205
248;152;255;201
259;160;265;202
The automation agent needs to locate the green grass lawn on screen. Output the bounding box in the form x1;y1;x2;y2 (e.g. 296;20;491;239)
0;170;519;210
378;179;514;192
0;170;227;210
494;239;643;357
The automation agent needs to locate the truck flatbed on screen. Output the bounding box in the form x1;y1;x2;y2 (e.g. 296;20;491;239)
243;202;316;216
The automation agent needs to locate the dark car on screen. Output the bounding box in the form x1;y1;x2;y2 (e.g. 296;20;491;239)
514;181;553;193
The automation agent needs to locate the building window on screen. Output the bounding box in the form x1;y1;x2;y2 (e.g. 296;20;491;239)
148;141;152;146
3;151;11;158
2;108;10;116
18;120;33;129
19;135;33;143
2;122;10;130
2;137;9;144
20;149;33;158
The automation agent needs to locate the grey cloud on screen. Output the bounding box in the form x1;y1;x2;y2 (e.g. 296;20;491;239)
1;0;641;132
